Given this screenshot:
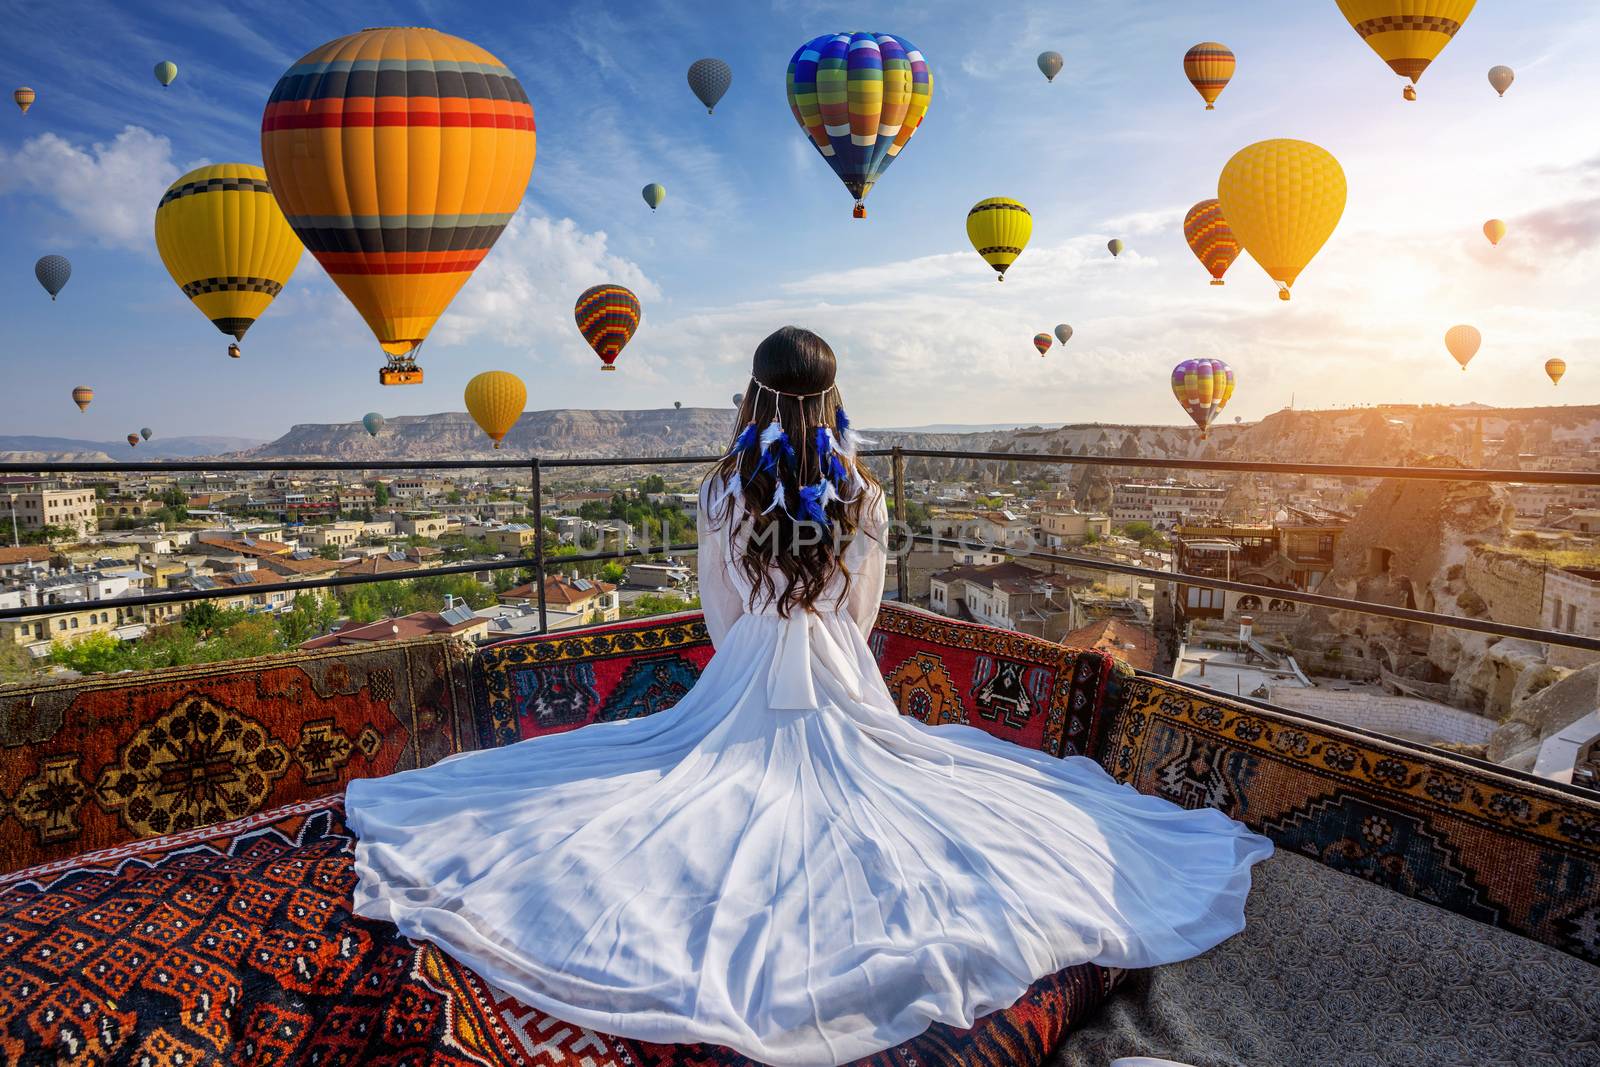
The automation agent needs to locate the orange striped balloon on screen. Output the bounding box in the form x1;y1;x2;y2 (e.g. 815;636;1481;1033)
1183;43;1235;109
261;28;537;385
71;386;93;412
1183;199;1240;285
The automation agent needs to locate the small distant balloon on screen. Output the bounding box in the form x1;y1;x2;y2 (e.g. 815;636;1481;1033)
139;427;152;441
13;87;35;114
362;412;385;437
154;61;178;87
127;434;140;448
1234;416;1243;424
1445;325;1481;371
673;400;682;410
688;58;731;113
1545;358;1566;386
1037;51;1063;82
1483;219;1506;246
733;393;744;407
34;255;70;300
1182;42;1235;110
71;386;93;412
1033;333;1053;357
1488;65;1514;97
642;183;666;211
1055;324;1073;346
966;198;1032;281
1107;238;1125;257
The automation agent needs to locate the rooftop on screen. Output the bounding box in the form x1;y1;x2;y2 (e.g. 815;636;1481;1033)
301;610;484;648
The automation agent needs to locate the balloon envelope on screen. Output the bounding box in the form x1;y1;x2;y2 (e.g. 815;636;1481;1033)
966;198;1032;280
1335;1;1475;97
1217;139;1346;300
1037;51;1063;82
34;255;70;300
464;371;527;448
1488;65;1514;96
688;58;731;113
1055;324;1073;345
140;428;152;441
262;27;536;384
71;387;93;412
574;285;642;371
1445;325;1481;370
13;87;35;114
733;393;743;407
1483;219;1506;246
362;412;385;437
642;183;665;210
127;434;140;448
1545;358;1566;386
1033;333;1052;356
1183;42;1235;109
1171;358;1235;436
1107;239;1125;257
154;61;178;87
787;32;932;217
155;163;303;353
1184;199;1240;285
674;401;682;410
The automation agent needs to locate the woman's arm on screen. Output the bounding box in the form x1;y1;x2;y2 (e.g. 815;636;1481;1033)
697;479;746;647
844;489;889;635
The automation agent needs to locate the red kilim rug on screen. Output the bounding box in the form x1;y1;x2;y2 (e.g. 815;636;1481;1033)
0;796;1121;1065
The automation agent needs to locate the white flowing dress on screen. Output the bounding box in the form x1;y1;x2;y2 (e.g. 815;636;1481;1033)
346;483;1272;1066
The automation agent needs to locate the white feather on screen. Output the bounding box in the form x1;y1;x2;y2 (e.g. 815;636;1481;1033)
762;480;788;515
759;420;786;452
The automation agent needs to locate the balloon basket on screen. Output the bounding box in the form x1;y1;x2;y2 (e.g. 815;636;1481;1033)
852;202;866;219
379;367;424;386
228;344;241;359
600;364;616;372
1210;279;1224;286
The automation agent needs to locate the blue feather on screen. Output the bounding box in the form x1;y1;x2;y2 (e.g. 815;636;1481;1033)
829;453;848;485
798;480;830;525
728;422;758;457
835;407;851;436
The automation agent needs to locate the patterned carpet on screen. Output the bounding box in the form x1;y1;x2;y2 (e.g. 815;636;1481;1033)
1054;852;1600;1067
0;795;1121;1066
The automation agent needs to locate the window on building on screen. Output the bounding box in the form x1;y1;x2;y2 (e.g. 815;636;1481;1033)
1553;598;1565;628
1567;604;1578;633
69;618;78;629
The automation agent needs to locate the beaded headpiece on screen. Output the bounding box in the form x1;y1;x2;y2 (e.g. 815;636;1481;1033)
724;377;871;523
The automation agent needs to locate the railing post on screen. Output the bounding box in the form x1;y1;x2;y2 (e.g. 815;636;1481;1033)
892;445;908;605
531;457;548;634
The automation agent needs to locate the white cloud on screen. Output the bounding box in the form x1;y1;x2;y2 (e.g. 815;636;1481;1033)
0;126;180;251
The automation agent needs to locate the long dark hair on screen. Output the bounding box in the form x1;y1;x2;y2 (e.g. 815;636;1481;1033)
707;326;881;616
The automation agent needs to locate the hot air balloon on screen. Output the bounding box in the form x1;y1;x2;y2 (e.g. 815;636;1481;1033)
688;58;731;114
1488;65;1514;96
1545;358;1567;386
574;285;641;371
155;163;303;358
1107;239;1125;257
733;393;744;407
786;32;932;218
1483;219;1506;246
1217;140;1346;301
1445;325;1481;370
13;87;35;114
363;412;385;437
1184;199;1240;285
1171;358;1235;437
154;61;178;87
1037;51;1064;82
71;386;93;412
127;434;140;448
642;183;666;211
262;27;537;386
139;428;152;441
967;198;1031;280
1033;333;1053;357
464;371;526;449
1055;324;1073;346
1183;42;1235;109
674;400;682;410
34;255;70;300
1335;0;1476;100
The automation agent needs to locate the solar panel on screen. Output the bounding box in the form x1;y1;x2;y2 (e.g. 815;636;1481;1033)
574;579;592;591
440;604;475;626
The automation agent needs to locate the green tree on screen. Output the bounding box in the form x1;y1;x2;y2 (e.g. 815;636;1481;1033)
318;544;343;560
47;632;130;674
621;594;701;620
217;616;281;660
371;482;390;508
0;640;37;686
640;474;667;495
345;587;383;623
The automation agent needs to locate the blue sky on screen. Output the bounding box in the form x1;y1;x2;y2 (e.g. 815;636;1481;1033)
2;0;1599;441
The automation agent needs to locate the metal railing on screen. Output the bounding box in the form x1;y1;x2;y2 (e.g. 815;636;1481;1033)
3;448;1599;655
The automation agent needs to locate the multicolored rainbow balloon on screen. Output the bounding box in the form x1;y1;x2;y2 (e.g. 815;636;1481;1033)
1183;199;1240;286
1033;333;1053;357
575;284;641;371
1171;358;1235;437
786;31;932;218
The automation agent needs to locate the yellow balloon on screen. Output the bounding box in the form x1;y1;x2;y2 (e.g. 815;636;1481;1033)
1445;325;1481;370
464;370;527;448
1217;140;1346;301
1336;1;1477;99
1483;219;1506;246
966;197;1032;281
1545;358;1566;386
154;164;303;356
